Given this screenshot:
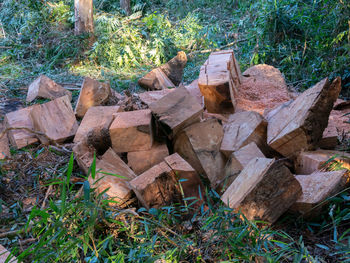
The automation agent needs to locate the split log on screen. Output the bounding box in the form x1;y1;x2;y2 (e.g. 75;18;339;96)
26;75;72;103
220;142;265;193
0;123;11;159
109;109;153;152
129;161;181;209
149;87;203;138
139;89;174;106
267;77;341;157
4;106;39;149
0;244;17;263
73;140;96;175
221;158;302;224
320;124;338;150
164;153;204;206
91;148;136;206
291;170;348;216
198;50;241;114
74;77;111;118
74;0;94;35
159;51;187;86
295;150;350;175
30;95;79;144
127;143;169;175
138;68;175;91
173;119;226;188
184;79;204;107
220;111;268;158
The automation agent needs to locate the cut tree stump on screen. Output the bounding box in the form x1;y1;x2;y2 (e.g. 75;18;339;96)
291;170;348;216
4;106;39;149
295;150;350;175
127;143;169;175
109;109;153;152
91;148;136;206
220;111;268;158
198;50;241;114
0;123;11;159
221;158;302;224
149;87;203;138
74;0;94;35
267;77;341;157
75;77;111;118
139;89;174;106
184;79;204;107
74;106;122;144
138;68;176;91
129;161;181;209
0;244;17;263
164;153;204;205
73;140;96;175
220;142;265;193
30;95;78;144
26;75;72;103
159;51;187;86
173;119;226;188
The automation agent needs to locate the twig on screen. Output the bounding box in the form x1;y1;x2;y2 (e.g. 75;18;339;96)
19;238;36;246
41;185;53;209
57;82;82;87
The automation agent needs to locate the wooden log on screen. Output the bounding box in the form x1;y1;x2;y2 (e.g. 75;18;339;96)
109;109;153;152
221;158;302;224
0;244;17;263
220;142;265;193
173;119;226;188
0;123;11;159
30;95;78;144
184;79;204;107
26;75;72;103
149;87;203;138
129;161;181;209
90;148;136;206
295;150;350;175
159;51;187;86
120;0;131;15
139;89;174;106
127;143;169;175
74;77;111;118
138;68;175;91
73;140;96;175
164;153;204;206
220;111;268;158
290;170;348;216
198;50;241;114
4;106;39;149
74;0;94;35
267;77;341;157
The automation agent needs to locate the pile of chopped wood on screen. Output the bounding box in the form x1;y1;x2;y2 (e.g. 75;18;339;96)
1;50;349;224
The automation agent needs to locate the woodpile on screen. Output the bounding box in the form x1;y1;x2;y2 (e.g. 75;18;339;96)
2;50;349;225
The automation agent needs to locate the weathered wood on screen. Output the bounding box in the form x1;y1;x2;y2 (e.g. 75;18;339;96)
198;50;241;114
220;142;265;193
127;143;169;175
173;119;226;188
291;170;348;216
138;68;175;91
267;77;341;157
90;148;136;206
295;150;350;175
73;140;96;175
164;153;204;206
139;89;174;106
75;77;111;118
74;0;94;35
109;109;153;152
220;111;268;157
159;51;187;86
0;123;11;159
0;244;17;263
184;79;204;107
129;161;181;209
320;124;338;150
4;106;39;149
26;75;72;103
30;95;78;144
149;87;203;138
221;158;302;224
120;0;131;15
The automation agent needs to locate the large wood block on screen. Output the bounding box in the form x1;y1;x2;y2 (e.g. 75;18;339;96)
149;87;203;138
129;161;181;209
295;150;350;175
0;244;17;263
174;119;226;188
127;143;169;175
184;79;204;107
26;75;72;102
221;158;302;224
75;77;111;118
198;50;241;114
0;123;11;159
220;142;265;193
139;89;174;106
291;170;348;216
74;106;122;143
91;148;136;206
110;109;153;152
73;140;96;175
30;95;79;144
220;111;268;157
267;78;341;157
4;106;39;149
164;153;204;205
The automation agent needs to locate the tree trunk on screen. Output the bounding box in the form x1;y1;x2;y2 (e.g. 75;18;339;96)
74;0;94;35
120;0;131;16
